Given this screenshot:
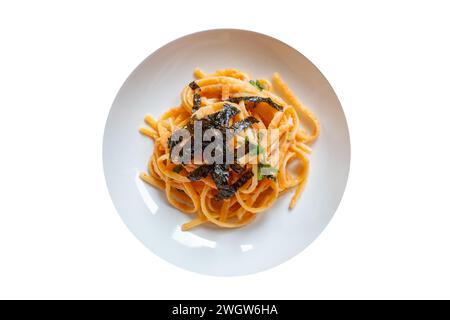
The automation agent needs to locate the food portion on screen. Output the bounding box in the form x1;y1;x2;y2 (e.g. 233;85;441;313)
139;68;320;231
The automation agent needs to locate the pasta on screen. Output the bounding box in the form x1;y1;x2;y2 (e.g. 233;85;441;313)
139;68;319;231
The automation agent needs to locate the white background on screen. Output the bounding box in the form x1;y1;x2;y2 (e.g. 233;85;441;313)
1;0;449;299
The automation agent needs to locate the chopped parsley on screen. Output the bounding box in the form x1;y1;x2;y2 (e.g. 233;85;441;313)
249;143;265;156
249;80;264;91
257;163;278;181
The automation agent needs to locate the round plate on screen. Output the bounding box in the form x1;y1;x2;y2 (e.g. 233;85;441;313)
103;29;350;276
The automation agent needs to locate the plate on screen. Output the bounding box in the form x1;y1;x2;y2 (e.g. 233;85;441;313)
103;29;350;276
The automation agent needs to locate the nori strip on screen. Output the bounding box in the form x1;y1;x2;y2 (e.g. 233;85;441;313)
230;163;245;174
215;185;236;200
193;93;201;112
167;133;184;150
172;165;183;173
231;116;259;134
168;104;243;154
187;164;213;181
214;169;254;200
205;103;240;127
211;164;229;187
185;117;197;134
167;102;260;200
232;169;254;190
227;96;283;111
189;81;200;91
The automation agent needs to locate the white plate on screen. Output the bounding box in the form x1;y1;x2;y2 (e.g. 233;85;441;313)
103;29;350;276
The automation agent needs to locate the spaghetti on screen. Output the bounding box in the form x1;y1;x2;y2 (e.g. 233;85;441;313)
139;68;320;230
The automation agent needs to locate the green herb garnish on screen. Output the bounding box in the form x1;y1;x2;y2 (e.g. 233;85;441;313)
249;80;264;91
249;144;265;156
257;163;278;181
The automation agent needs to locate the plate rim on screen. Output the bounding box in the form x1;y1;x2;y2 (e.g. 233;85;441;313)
102;28;351;276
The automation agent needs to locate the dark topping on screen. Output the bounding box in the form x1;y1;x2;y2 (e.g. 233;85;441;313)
215;169;254;200
231;116;259;134
189;81;200;91
230;163;245;174
227;96;283;111
211;164;229;186
169;102;260;200
210;164;230;199
205;103;240;127
185;116;197;134
232;169;254;190
172;165;183;173
167;116;197;152
193;93;201;112
187;164;213;181
215;185;236;201
168;134;184;150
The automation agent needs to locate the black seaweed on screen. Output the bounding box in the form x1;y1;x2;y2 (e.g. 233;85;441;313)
167;133;184;150
185;117;197;134
215;169;254;200
230;163;245;174
211;164;229;187
167;102;261;201
227;96;283;111
215;185;236;200
211;164;233;201
173;165;183;173
205;103;240;127
231;116;259;134
193;93;201;112
232;169;254;190
187;164;213;181
189;81;200;91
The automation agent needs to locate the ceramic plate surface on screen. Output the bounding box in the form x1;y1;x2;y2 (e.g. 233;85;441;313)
103;29;350;276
